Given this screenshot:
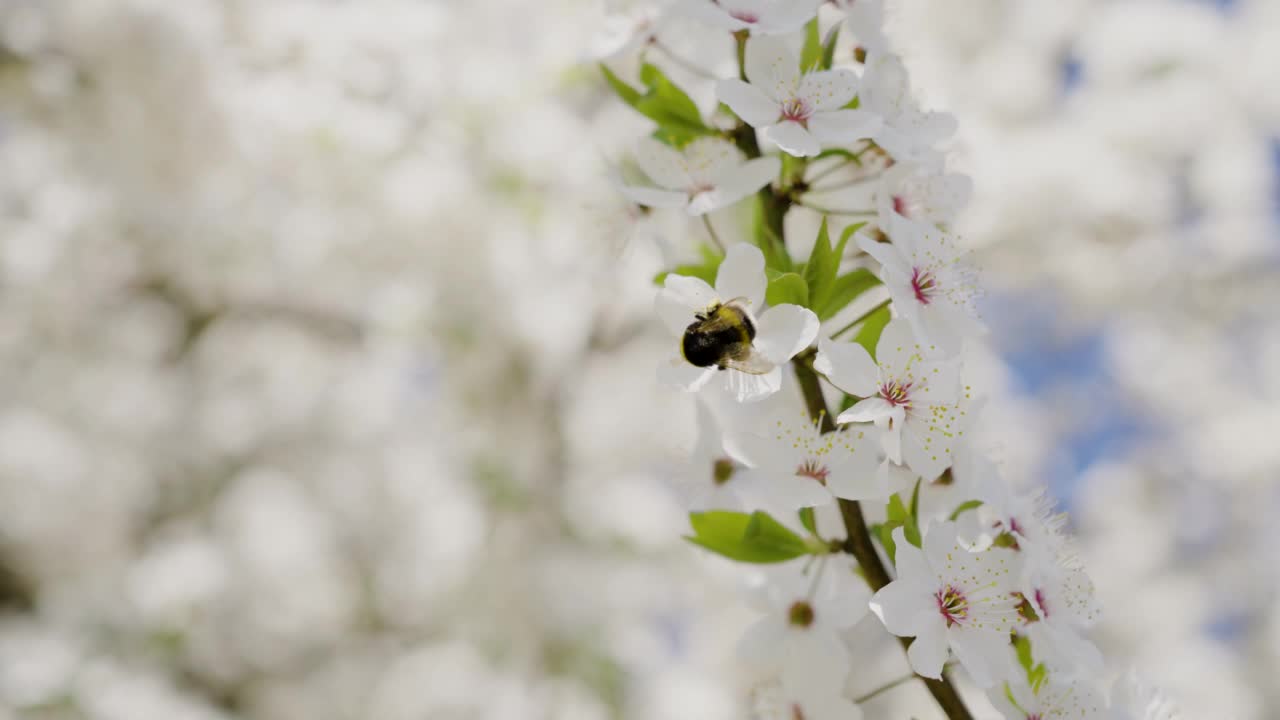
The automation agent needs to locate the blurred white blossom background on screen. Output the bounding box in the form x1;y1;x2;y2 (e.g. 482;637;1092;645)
0;1;1275;719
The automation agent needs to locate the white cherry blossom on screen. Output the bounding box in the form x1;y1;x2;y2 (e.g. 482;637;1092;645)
859;53;957;166
988;673;1108;720
621;136;779;216
680;400;748;511
1018;542;1105;677
815;318;964;481
590;0;674;59
858;215;983;355
726;408;908;513
749;677;864;720
876;161;973;227
657;243;819;402
738;559;869;690
869;522;1020;686
834;0;888;56
717;35;881;158
682;0;822;36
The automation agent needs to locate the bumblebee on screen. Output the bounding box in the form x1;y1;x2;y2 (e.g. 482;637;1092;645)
680;300;775;375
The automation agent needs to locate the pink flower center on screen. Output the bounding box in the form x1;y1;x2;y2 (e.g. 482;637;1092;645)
935;585;969;627
730;10;760;23
892;194;909;216
910;266;939;305
879;379;912;408
779;97;813;126
795;458;829;485
1034;588;1049;619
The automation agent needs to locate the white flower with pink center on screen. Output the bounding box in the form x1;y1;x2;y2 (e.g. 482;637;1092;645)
716;36;881;157
859;53;957;167
682;0;822;36
725;407;905;513
857;214;983;355
987;673;1108;720
876;162;973;228
814;318;964;481
657;243;819;402
869;522;1021;687
620;136;780;216
738;560;869;690
1018;542;1105;677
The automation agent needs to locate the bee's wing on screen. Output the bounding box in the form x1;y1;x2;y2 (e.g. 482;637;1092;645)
720;345;776;376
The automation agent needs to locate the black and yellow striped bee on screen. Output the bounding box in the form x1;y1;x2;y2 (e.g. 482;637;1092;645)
680;299;775;375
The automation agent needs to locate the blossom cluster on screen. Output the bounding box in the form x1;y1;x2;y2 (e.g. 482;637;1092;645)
598;1;1181;718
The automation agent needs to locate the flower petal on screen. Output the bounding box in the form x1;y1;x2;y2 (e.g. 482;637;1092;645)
714;243;766;309
808;109;882;144
619;184;688;210
913;360;961;405
691;155;779;215
799;69;860;112
744;34;801;102
857;233;913;278
948;628;1011;689
870;575;936;637
658;355;716;391
814;337;879;396
873;318;924;379
655;288;698;336
679;0;747;31
722;365;783;403
758;0;823;35
683;136;746;187
635;136;690;190
737;614;786;669
716;78;780;128
922;520;959;573
906;623;950;679
764;122;821;157
892;525;933;585
663;273;719;311
836;396;896;424
754;304;819;364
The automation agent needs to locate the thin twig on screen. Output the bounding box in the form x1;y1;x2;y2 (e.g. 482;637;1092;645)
830;297;891;340
701;214;725;253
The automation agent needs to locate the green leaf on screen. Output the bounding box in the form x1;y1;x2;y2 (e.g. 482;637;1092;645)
818;269;879;320
599;64;642;108
948;499;983;521
752;196;794;273
820;24;841;70
798;507;818;536
639;63;704;127
873;521;901;565
853;301;892;359
799;18;823;72
686;511;811;563
1014;634;1034;672
839;221;868;248
802;219;838;313
766;272;808;307
909;478;922;524
603;63;712;147
887;492;921;549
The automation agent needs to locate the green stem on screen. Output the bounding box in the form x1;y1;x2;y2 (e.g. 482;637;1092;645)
830;297;891;340
701;214;725;253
